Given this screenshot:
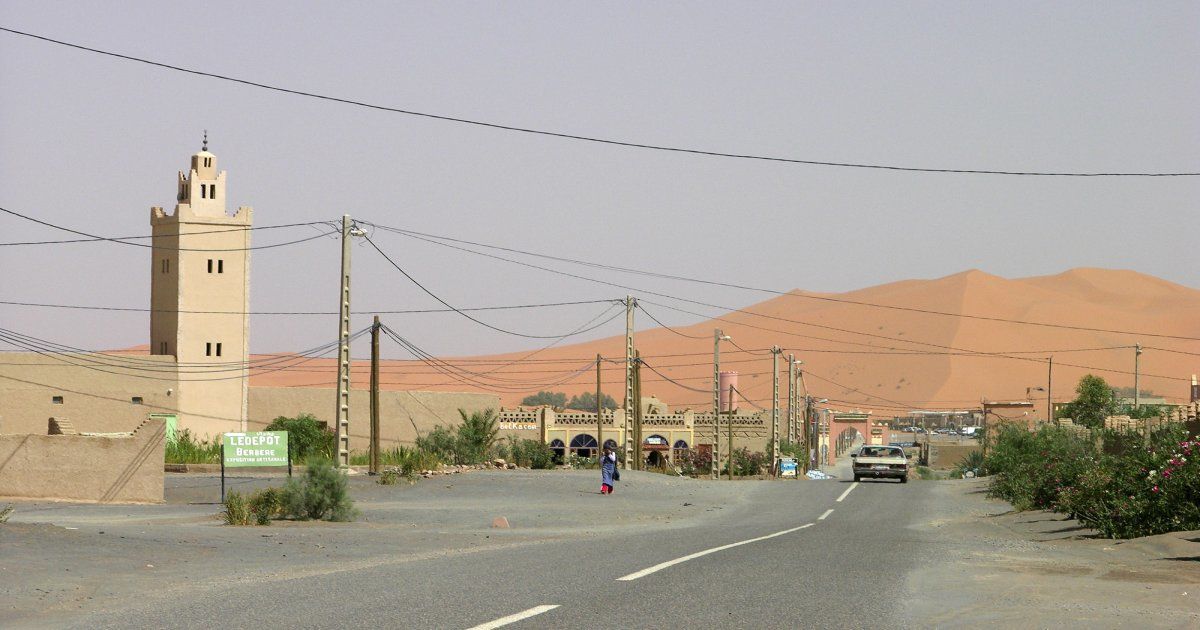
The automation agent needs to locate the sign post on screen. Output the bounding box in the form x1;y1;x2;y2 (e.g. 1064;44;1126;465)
220;431;290;503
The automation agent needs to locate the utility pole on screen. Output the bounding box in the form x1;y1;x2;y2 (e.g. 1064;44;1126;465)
771;346;781;469
1134;343;1142;410
633;350;644;470
787;354;796;446
711;329;724;480
595;354;603;456
1047;356;1053;423
333;214;354;469
623;295;636;469
369;315;381;475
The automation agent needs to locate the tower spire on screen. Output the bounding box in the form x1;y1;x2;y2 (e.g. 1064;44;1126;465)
202;130;208;152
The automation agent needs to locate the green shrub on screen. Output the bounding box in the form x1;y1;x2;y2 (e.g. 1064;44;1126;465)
507;438;556;469
985;425;1095;511
0;504;13;524
222;491;252;526
248;487;283;526
165;429;221;464
567;454;598;470
265;414;334;462
280;458;357;522
677;449;712;478
952;450;986;478
723;447;768;477
454;409;499;464
415;425;459;463
377;468;407;485
1057;426;1200;538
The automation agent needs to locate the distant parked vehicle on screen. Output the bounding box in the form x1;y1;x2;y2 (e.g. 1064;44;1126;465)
959;427;979;437
851;445;909;483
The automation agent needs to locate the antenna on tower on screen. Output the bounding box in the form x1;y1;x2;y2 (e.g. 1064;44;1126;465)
202;130;208;152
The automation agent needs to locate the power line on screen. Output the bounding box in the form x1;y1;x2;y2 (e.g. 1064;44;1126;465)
360;227;1192;383
364;234;623;339
367;222;1200;342
0;218;336;246
3;26;1197;178
0;205;337;252
0;297;617;316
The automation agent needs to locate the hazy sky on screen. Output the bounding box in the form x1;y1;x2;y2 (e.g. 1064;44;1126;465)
1;1;1197;359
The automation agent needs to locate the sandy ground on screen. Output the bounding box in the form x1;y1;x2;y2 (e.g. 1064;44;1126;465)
907;478;1200;628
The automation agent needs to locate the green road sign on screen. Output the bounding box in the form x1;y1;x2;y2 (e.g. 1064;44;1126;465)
223;431;289;467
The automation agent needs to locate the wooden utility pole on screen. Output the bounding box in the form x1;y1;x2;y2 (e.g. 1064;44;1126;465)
595;354;603;456
369;315;381;475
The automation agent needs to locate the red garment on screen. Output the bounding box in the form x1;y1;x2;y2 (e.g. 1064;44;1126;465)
601;483;613;494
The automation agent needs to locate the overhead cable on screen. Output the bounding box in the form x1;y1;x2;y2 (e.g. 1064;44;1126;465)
2;27;1196;177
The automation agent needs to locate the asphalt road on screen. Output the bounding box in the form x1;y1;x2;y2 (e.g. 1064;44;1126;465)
3;457;1197;629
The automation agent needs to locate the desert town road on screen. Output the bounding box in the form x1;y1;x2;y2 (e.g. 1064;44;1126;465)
3;461;1197;629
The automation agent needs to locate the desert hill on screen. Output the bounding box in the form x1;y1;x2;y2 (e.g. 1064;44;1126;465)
251;268;1200;417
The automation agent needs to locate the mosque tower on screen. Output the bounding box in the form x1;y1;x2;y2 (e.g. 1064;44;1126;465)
150;134;252;436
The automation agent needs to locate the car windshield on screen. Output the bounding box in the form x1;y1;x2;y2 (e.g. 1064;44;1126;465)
860;447;902;458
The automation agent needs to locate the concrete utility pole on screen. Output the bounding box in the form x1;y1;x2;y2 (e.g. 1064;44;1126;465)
623;296;636;469
771;346;781;468
633;350;644;470
369;315;381;475
333;214;356;469
1047;356;1053;423
711;329;726;480
1134;343;1142;410
595;354;603;456
787;355;797;445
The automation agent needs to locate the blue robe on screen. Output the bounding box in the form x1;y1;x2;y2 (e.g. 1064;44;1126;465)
601;452;617;486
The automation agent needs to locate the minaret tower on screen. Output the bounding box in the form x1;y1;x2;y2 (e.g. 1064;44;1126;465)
150;134;252;436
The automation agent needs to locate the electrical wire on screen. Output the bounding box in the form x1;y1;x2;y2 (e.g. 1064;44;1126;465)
0;218;336;247
3;27;1196;177
0;297;618;316
0;205;338;252
364;234;622;339
366;222;1200;342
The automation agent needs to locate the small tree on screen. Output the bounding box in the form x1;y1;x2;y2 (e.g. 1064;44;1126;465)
566;391;618;411
265;414;334;461
1058;374;1118;429
455;408;499;464
520;391;567;408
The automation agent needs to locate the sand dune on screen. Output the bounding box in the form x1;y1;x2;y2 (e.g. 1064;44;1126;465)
251;268;1200;417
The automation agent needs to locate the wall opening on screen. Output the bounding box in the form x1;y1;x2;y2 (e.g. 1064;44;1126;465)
215;342;222;357
131;397;144;405
52;396;64;404
217;259;224;274
206;342;212;357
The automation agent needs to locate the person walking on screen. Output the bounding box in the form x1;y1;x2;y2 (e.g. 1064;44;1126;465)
600;445;618;494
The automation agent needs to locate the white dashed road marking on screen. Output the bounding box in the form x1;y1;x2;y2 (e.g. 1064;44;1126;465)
819;509;834;520
836;482;859;502
616;524;814;581
466;605;559;630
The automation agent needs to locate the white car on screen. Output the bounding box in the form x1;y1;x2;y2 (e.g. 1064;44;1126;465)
851;445;910;483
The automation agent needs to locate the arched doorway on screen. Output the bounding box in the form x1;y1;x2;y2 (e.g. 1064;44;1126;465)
671;439;689;468
570;433;598;458
549;438;566;463
644;434;669;468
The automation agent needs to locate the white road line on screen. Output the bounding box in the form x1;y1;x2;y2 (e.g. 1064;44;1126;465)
818;508;834;520
616;523;814;581
836;482;859;502
466;605;560;630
